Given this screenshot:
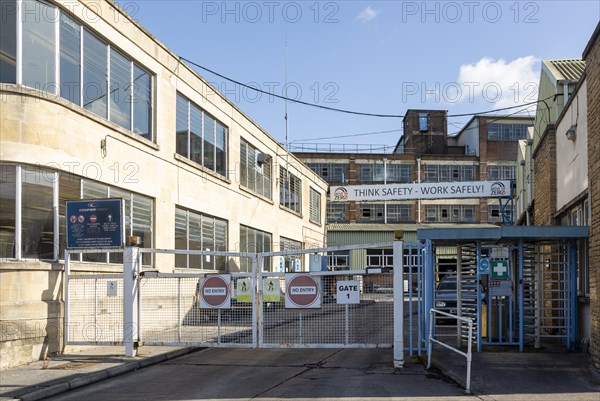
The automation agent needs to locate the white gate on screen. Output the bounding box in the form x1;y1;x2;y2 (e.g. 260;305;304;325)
65;242;406;366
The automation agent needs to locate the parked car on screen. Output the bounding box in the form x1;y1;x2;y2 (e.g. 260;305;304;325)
434;274;486;317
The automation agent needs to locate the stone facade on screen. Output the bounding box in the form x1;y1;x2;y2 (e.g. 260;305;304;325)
0;0;327;369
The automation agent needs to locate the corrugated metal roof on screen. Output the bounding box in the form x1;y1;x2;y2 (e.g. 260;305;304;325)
544;59;586;81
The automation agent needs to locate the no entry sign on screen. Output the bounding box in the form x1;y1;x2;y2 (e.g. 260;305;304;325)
199;275;231;309
285;274;321;309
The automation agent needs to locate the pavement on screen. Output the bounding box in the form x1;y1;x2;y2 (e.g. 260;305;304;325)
0;344;599;401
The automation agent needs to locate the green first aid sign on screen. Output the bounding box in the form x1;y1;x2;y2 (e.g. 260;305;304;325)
491;260;510;279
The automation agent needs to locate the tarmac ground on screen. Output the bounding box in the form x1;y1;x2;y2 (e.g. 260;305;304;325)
1;344;599;401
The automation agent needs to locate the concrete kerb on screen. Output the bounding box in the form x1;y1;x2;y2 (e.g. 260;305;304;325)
14;347;199;401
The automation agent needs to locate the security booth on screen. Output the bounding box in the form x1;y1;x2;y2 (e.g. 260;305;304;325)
418;225;588;352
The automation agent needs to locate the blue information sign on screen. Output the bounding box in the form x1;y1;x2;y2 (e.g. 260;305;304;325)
66;199;123;249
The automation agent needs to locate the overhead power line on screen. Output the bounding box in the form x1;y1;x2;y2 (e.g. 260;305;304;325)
180;56;555;120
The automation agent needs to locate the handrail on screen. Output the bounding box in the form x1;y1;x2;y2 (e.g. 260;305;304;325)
426;308;473;394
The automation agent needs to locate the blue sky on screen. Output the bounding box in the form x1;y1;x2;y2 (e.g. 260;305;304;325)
122;1;599;148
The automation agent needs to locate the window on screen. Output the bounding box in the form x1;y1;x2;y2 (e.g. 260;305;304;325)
359;164;384;182
309;188;321;224
387;164;413;183
239;225;272;272
240;139;271;199
360;203;381;222
0;162;154;263
328;251;349;270
358;163;412;183
307;163;346;182
0;164;16;259
326;203;345;223
21;165;54;260
488;165;516;181
59;13;81;104
22;0;56;92
279;167;301;214
110;49;131;129
387;204;412;222
487;123;531;141
488;204;512;223
83;30;108;118
0;0;17;83
280;237;302;272
367;248;393;268
175;207;227;271
176;93;228;177
0;1;155;140
419;113;429;132
79;179;154;265
425;205;477;222
423;164;476;182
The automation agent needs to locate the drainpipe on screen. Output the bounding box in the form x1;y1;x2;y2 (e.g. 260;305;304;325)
519;159;525;220
526;139;533;226
384;158;388;224
417;158;422;223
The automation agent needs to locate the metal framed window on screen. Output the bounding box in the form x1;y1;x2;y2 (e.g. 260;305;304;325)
487;123;531;141
2;0;155;141
488;165;516;181
425;205;477;223
239;225;272;272
175;207;227;271
176;93;228;177
307;163;346;182
279;167;301;214
279;237;302;272
423;164;476;182
326;203;346;223
240;139;271;199
309;188;321;224
0;162;154;264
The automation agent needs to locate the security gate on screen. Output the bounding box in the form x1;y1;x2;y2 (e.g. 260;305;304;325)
64;226;585;357
420;226;586;352
65;242;406;365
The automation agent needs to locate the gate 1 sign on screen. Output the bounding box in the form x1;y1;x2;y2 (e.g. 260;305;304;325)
336;280;360;304
66;199;123;249
285;274;321;308
200;275;231;309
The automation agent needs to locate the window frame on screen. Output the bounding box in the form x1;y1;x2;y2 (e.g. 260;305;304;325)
176;92;228;177
309;187;321;224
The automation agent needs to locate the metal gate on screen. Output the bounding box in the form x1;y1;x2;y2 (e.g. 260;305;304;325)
66;242;409;364
419;226;585;353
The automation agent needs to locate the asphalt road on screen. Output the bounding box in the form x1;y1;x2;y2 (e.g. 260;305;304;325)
42;348;471;401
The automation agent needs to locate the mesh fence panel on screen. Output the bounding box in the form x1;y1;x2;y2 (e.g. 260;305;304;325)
139;275;254;346
260;272;394;347
67;276;124;343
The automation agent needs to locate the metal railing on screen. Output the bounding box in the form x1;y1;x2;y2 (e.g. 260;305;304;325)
427;308;473;394
287;143;396;154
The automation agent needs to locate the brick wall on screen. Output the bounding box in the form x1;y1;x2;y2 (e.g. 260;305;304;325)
533;126;557;226
585;26;600;368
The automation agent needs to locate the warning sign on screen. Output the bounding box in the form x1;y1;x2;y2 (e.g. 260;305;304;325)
199;275;231;309
285;274;321;309
263;278;281;302
236;278;252;303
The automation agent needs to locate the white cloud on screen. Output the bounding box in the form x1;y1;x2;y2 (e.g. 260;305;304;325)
456;56;540;109
357;6;379;23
